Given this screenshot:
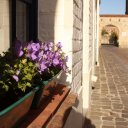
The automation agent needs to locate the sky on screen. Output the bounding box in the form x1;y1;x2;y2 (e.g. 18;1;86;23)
100;0;126;14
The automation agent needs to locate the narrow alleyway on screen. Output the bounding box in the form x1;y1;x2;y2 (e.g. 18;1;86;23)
86;45;128;128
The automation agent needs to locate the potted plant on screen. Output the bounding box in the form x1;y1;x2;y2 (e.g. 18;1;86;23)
0;40;38;128
25;41;68;108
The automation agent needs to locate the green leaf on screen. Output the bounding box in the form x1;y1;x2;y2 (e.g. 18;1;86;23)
26;73;32;81
2;84;9;91
19;63;23;68
28;62;33;67
26;82;31;87
23;67;28;74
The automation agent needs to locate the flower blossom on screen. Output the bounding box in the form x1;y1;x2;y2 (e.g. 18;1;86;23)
14;40;24;57
53;58;59;66
57;42;62;49
40;62;47;71
12;75;19;82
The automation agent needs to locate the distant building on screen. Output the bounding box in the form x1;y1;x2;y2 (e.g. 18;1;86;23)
100;15;128;47
99;0;128;48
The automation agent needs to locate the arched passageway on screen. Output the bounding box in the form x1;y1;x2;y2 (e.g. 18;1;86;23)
101;24;119;46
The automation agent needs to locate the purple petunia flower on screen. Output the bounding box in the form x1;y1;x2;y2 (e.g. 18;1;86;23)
46;51;54;59
48;42;54;51
49;42;54;47
42;54;47;60
12;75;19;82
44;44;48;51
40;62;47;71
14;39;24;57
19;50;24;57
13;40;68;75
27;42;40;52
26;42;32;51
31;53;37;60
53;58;59;66
31;43;40;52
57;42;62;49
55;51;59;57
38;51;44;58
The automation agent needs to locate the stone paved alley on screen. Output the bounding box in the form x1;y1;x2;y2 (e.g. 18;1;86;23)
86;45;128;128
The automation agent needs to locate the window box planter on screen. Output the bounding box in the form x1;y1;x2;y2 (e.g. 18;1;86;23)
0;87;38;128
31;70;62;108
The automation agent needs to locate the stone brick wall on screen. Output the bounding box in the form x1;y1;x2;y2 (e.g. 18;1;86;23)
72;0;83;92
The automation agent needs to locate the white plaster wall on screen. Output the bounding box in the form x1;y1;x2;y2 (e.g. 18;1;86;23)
0;0;10;53
83;0;91;111
38;0;84;92
38;0;73;86
82;0;99;110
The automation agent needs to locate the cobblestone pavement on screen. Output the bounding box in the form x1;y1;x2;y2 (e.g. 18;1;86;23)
86;45;128;128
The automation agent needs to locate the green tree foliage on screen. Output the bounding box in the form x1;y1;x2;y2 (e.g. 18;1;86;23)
101;29;108;37
109;32;119;46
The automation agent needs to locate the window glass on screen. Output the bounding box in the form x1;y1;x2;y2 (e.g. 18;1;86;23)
16;0;29;42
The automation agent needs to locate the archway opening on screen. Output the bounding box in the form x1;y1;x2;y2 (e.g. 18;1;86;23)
101;24;119;47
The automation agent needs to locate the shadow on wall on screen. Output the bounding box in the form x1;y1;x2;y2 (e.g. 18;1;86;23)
59;71;72;87
38;0;71;86
38;0;57;42
63;99;96;128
